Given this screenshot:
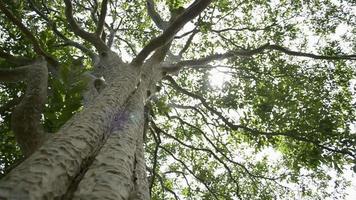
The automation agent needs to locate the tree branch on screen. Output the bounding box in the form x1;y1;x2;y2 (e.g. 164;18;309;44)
267;44;356;60
146;0;168;30
0;66;28;82
151;120;243;198
211;22;277;33
165;76;355;159
63;0;109;52
0;58;49;156
95;0;108;36
159;145;220;200
0;49;32;65
0;1;59;67
27;0;96;60
131;0;212;66
178;29;198;57
163;43;356;72
148;127;161;197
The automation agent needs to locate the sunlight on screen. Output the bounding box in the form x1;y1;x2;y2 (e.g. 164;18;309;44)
208;68;231;89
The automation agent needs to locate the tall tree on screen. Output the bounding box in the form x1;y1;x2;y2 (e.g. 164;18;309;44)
0;0;355;199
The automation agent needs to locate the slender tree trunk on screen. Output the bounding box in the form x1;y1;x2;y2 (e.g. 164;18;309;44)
0;53;159;199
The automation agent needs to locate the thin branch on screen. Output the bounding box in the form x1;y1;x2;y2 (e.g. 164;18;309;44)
152;120;243;199
163;43;356;72
95;0;108;36
149;127;161;196
267;44;356;60
0;1;58;67
156;172;180;200
0;49;32;65
27;0;96;60
165;76;356;159
159;145;220;200
63;0;109;52
115;35;137;56
176;43;356;67
168;114;285;182
131;0;212;66
211;22;277;33
146;0;168;30
178;29;198;57
174;29;195;39
88;0;99;23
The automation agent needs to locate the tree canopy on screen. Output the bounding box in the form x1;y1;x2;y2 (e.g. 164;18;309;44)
0;0;355;199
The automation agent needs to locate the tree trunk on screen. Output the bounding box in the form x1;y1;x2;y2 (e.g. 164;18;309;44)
0;53;158;199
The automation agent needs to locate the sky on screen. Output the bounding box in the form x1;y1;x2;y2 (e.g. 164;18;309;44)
0;0;355;198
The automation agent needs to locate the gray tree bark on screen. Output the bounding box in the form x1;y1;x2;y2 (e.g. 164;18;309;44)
0;1;212;198
0;52;160;199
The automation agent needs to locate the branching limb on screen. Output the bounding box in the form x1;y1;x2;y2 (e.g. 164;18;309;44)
168;113;288;182
165;76;356;159
148;127;161;197
63;0;109;52
131;0;212;66
178;29;198;57
146;0;168;30
163;43;356;73
95;0;108;36
0;58;49;156
105;17;122;48
147;130;180;199
156;174;180;200
0;49;32;65
0;66;28;82
151;120;243;198
27;0;96;60
115;36;137;56
0;1;58;68
159;145;220;200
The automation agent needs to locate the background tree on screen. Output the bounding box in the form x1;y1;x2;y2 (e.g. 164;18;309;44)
0;0;355;199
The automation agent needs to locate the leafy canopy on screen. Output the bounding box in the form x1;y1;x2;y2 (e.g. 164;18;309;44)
0;0;356;199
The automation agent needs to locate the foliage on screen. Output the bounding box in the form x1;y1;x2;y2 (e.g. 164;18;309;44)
0;0;355;199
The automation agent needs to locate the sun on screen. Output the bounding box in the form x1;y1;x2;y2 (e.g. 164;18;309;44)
209;68;231;89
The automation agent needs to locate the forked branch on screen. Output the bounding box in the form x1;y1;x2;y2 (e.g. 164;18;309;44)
0;58;49;156
95;0;108;36
0;1;58;67
146;0;168;30
163;43;356;72
27;0;96;60
165;76;355;159
132;0;212;66
64;0;109;52
0;49;32;65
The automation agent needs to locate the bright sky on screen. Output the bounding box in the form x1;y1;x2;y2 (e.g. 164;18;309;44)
0;0;355;198
204;23;356;200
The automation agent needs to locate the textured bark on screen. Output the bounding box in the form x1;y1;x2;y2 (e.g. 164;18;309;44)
0;1;212;198
0;47;165;199
131;131;151;200
73;83;146;200
0;58;49;156
0;54;143;199
12;59;48;156
70;55;163;200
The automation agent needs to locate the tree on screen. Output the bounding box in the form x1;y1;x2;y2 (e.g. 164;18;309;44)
0;0;355;199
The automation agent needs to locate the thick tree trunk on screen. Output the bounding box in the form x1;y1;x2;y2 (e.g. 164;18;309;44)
0;53;158;199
